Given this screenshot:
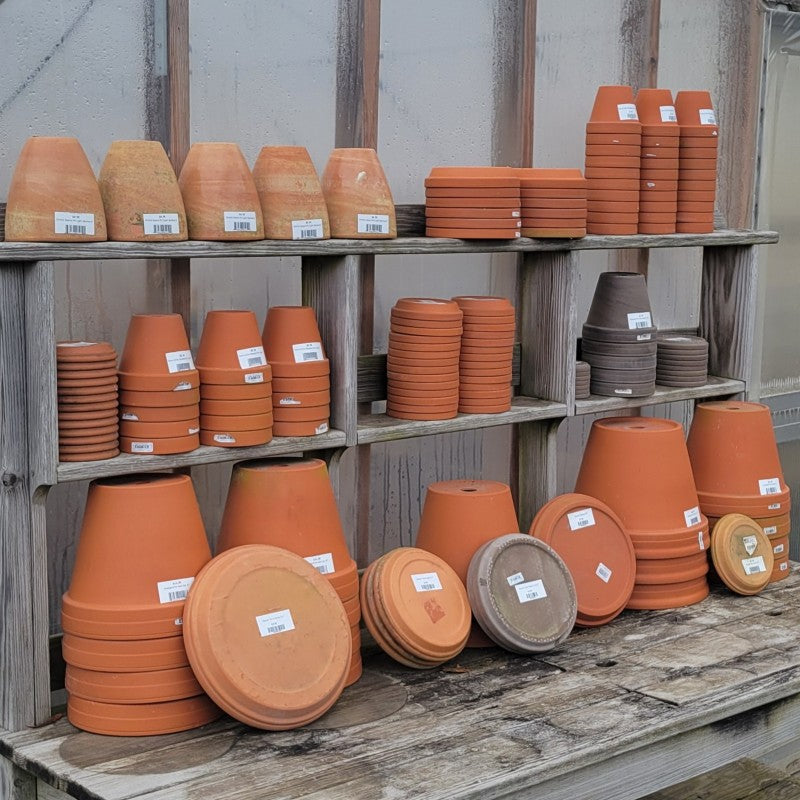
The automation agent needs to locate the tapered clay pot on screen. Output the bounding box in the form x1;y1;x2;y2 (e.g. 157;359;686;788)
588;85;640;124
5;137;107;242
98;140;187;241
252;146;330;240
674;90;718;132
178;143;264;240
61;473;211;640
196;309;270;385
635;88;679;130
584;271;655;334
262;306;329;377
321;148;396;238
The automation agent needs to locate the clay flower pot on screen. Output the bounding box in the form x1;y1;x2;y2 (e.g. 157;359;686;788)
98;140;187;241
321;148;396;238
587;85;640;127
262;306;329;377
252;146;330;240
634;88;679;132
675;90;718;133
5;136;107;242
178;142;264;240
196;309;270;385
584;271;655;335
61;473;212;640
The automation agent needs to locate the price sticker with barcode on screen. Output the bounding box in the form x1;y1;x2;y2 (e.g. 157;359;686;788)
357;214;390;234
742;535;758;556
617;103;639;121
291;219;324;240
596;563;612;583
684;506;701;527
660;105;677;122
567;508;596;531
244;373;264;384
774;543;785;555
143;213;180;235
304;552;335;575
764;525;778;535
698;530;706;551
636;333;652;341
130;441;154;453
292;342;324;363
506;572;525;586
121;412;139;421
224;211;258;232
55;212;95;236
515;579;547;603
741;556;766;575
699;109;717;125
315;422;329;434
759;478;781;496
236;346;267;370
256;609;295;637
411;572;442;592
213;433;236;444
157;577;194;604
165;350;195;373
627;311;652;330
615;388;633;395
780;562;788;572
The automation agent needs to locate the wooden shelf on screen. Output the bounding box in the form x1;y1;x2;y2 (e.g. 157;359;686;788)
55;429;346;483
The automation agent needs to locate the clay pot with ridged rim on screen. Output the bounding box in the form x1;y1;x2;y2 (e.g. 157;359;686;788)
262;306;328;375
196;309;270;385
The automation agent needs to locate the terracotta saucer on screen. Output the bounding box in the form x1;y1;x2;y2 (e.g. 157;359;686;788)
676;222;714;233
424;177;519;189
58;403;119;419
272;406;326;423
59;438;121;454
634;552;710;585
120;419;200;438
199;428;273;447
65;664;203;705
710;514;774;595
587;189;639;202
268;374;330;394
677;179;717;192
426;226;521;240
639;223;676;234
586;200;640;214
585;122;642;135
628;526;710;560
119;433;199;455
425;196;521;208
62;632;189;672
586;212;639;225
386;400;459;415
271;389;329;408
426;206;520;219
120;405;203;423
520;227;586;238
58;391;119;405
388;315;463;332
641;147;679;160
626;576;709;610
585;156;641;169
522;216;588;228
385;407;458;421
678;170;717;183
389;325;462;340
585;144;641;157
57;367;119;382
196;397;273;417
585;167;640;180
119;387;200;407
639;201;678;213
585;178;640;191
197;365;271;386
520;187;587;199
585;132;641;145
59;448;120;462
641;179;678;192
585;223;638;235
457;402;510;414
425;187;519;198
56;342;117;361
639;213;679;224
268;359;331;380
118;370;200;393
271;419;329;437
641;135;681;148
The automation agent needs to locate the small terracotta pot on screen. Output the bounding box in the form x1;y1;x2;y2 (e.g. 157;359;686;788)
634;88;678;129
178;142;264;240
262;306;327;376
626;576;709;610
98;140;187;241
196;310;269;385
675;90;718;130
5;137;107;242
321;148;396;238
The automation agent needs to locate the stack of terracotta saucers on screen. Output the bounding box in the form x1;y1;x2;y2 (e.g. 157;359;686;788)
584;85;642;235
675;91;719;233
581;271;657;397
361;547;471;668
62;474;219;735
57;341;120;462
424;167;521;239
386;298;463;421
688;401;791;583
576;417;711;610
196;310;273;448
515;168;587;238
634;89;679;234
117;314;200;455
656;334;708;387
453;296;514;414
262;306;330;437
575;360;591;399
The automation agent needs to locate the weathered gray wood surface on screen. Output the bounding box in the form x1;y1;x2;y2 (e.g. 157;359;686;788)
5;569;800;800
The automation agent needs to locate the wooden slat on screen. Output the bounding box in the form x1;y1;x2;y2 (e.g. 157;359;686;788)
518;418;561;530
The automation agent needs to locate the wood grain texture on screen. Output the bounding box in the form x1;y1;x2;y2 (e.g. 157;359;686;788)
166;0;189;174
517;419;561;529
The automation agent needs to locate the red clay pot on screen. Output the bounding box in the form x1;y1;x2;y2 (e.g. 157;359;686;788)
635;88;678;128
262;306;328;375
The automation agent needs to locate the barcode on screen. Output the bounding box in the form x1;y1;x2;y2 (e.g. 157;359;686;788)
574;518;590;528
246;357;261;366
633;319;649;328
153;224;173;233
66;224;87;235
302;352;317;361
266;624;286;634
167;589;188;602
299;228;318;238
233;221;253;231
416;582;437;591
175;362;192;372
764;485;778;494
364;223;383;233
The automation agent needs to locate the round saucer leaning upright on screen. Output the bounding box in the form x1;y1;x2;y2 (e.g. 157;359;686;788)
710;514;774;596
182;544;351;730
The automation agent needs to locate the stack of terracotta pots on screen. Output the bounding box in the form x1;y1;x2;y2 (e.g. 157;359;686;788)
453;295;514;414
656;334;708;388
675;91;718;233
687;401;791;583
216;458;362;686
117;314;200;455
634;89;679;234
98;140;187;241
584;85;642;235
262;306;330;437
416;479;521;647
575;360;591;399
516;168;587;238
575;417;711;610
57;341;120;462
424;167;521;239
196;310;273;447
5;136;107;242
385;298;462;421
178;142;264;240
322;147;396;238
62;474;219;736
252;146;330;240
361;547;471;668
581;271;657;397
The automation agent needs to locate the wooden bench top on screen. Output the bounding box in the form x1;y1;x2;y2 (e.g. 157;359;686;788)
4;567;800;800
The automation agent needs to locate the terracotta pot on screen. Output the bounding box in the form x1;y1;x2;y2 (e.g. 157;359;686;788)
322;148;396;238
98;140;187;241
200;428;272;448
200;412;272;431
272;419;329;437
5;137;107;242
65;664;202;704
62;473;211;640
200;382;271;401
119;433;199;455
675;90;718;130
196;310;269;385
178;142;264;240
119;387;200;407
252;146;330;240
199;397;273;416
626;576;709;610
634;89;678;128
120;404;200;423
119;418;199;438
262;306;328;375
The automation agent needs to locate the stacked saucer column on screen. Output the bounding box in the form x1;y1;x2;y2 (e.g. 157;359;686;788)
262;306;331;436
656;334;709;388
117;314;200;454
62;474;219;735
584;85;642;235
57;341;120;461
687;401;791;583
386;298;462;421
634;89;679;234
581;271;657;397
216;458;362;685
516;169;587;238
675;91;719;233
575;361;591;399
575;417;710;609
196;310;273;447
453;296;514;413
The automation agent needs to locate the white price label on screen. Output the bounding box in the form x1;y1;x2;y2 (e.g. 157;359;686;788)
256;609;295;637
627;311;652;330
143;213;180;235
774;543;785;555
304;552;335;575
659;105;677;122
615;388;633;395
357;213;390;234
58;341;97;348
130;441;154;453
636;333;652;341
291;218;324;240
780;562;788;571
698;530;706;551
684;506;701;527
292;342;324;363
742;535;758;556
315;422;329;434
165;349;195;373
512;210;521;217
236;345;267;370
768;503;782;510
759;478;781;496
188;426;200;434
515;579;547;603
596;562;612;583
244;372;264;384
224;211;257;232
741;556;766;575
506;572;525;586
411;572;442;592
279;397;301;405
699;108;717;125
157;577;194;604
121;412;139;421
54;212;95;236
617;103;639;121
764;525;778;535
568;508;596;531
213;433;236;443
174;381;193;391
